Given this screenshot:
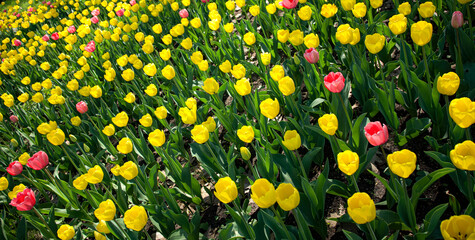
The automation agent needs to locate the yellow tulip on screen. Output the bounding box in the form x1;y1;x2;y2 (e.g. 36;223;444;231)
57;224;75;240
120;161;139;180
440;215;475;240
234;78;252;96
318;114;338;135
365;33;386;54
202;117;217;132
347;192;376;224
298;6;312;21
449;97;475;128
418;1;436;18
278;76;295;96
191;124;209;144
388;14;407;35
282;130;301;151
148;129;166;147
237;126;254;143
123;206;148;231
102;124;115;136
162;65;175;80
450;140;475;171
251;179;276;208
337;150;359;176
85;165;104;184
47;128;65;145
214;176;238;204
270;65;285;81
260;98;280;119
387;149;417;178
288;30;304;46
320;4;338;18
437;72;460;96
117;138;133;154
336;24;353;45
143;63;157;77
0;177;9;191
276;183;300;211
341;0;356;11
352;2;367;18
411;21;433;46
112;111;129;127
94;199;116;221
154;106;168;120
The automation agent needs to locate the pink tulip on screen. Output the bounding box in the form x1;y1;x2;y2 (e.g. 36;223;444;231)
452;11;463;29
179;9;189;18
67;25;76;34
76;101;88;114
42;34;50;41
51;32;59;40
91;8;100;16
10;115;18;123
91;16;99;24
116;9;124;17
364;121;389;146
281;0;298;9
13;39;21;46
10;188;36;211
201;0;209;3
27;151;49;170
130;0;137;5
324;72;345;93
304;48;319;64
7;161;23;176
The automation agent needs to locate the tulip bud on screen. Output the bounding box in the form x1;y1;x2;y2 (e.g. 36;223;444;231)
10;115;18;123
84;144;90;152
304;48;319;64
11;139;18;147
451;11;463;29
69;134;77;142
240;147;251;160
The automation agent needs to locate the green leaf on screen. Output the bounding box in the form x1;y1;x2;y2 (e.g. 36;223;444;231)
422;203;448;235
411;168;455;207
16;217;26;240
343;230;363;240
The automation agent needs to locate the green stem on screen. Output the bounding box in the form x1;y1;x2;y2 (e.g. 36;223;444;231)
205;142;226;175
467;127;473;141
467;171;475;215
245;159;260;180
337;92;353;144
365;222;378;240
294;150;307;179
113;219;132;240
271;206;292;240
400;35;409;67
444;95;454;148
350;175;360;192
467;4;473;41
60;145;81;171
33;207;57;239
455;29;464;78
234;200;256;239
422;46;432;88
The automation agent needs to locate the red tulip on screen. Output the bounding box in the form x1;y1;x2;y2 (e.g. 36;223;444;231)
7;161;23;176
281;0;298;9
85;41;96;52
324;72;345;93
76;101;88;114
27;151;49;170
451;11;463;29
13;39;21;46
10;115;18;123
10;188;36;211
116;9;124;17
51;32;59;40
304;48;319;64
67;25;76;34
91;8;100;16
91;16;99;24
42;34;50;41
179;9;189;18
364;121;389;146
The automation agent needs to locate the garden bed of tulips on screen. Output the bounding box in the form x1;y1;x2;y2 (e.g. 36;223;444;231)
0;0;474;239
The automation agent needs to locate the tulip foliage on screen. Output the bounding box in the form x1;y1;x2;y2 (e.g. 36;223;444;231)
0;0;474;239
